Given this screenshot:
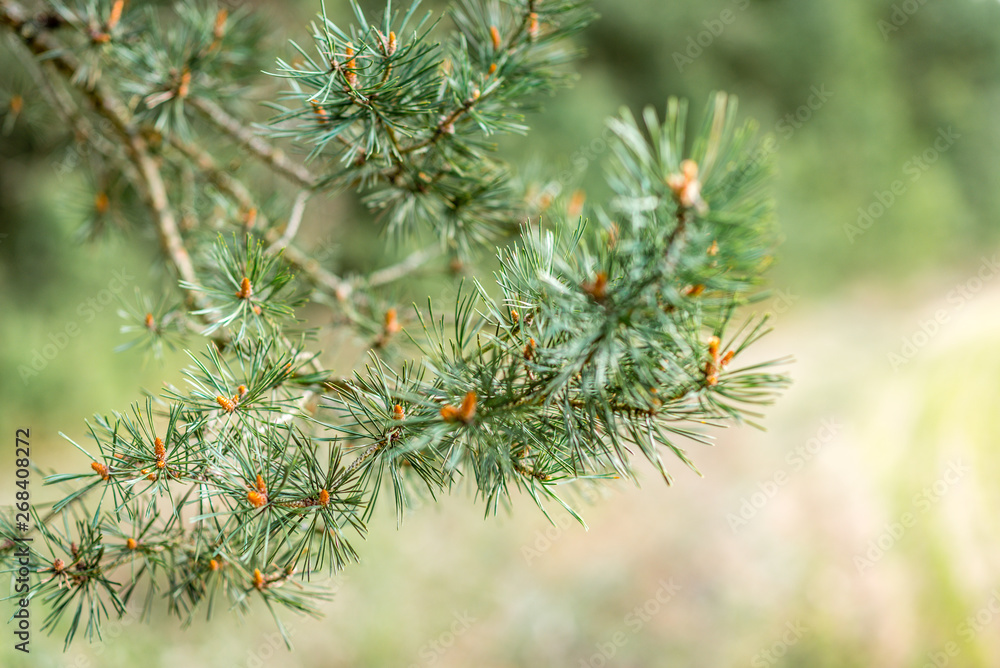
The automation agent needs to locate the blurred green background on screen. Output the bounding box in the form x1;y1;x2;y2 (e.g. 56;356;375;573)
2;0;1000;665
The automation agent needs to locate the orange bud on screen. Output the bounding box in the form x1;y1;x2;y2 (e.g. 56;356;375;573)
392;404;405;421
243;207;258;229
567;190;586;218
388;31;397;55
9;94;23;115
144;312;155;329
213;8;228;40
209;558;220;571
94;191;110;215
384;307;402;335
248;474;268;507
667;159;706;211
216;395;236;412
607;222;620;249
154;436;166;468
253;568;265;589
126;538;137;550
108;0;124;30
236;276;252;300
311;101;330;124
681;159;698;181
318;489;330;506
582;271;608;301
91;461;110;480
177;69;191;99
490;25;502;50
247;490;267;508
528;12;539;39
705;336;722;386
344;43;358;87
441;391;477;424
708;336;720;358
488;62;497;75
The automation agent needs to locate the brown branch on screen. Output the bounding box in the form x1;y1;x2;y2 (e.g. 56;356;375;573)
367;245;441;287
663;207;690;275
267;189;310;254
166;133;351;298
10;42;136;181
0;0;209;313
188;96;317;190
166;132;256;212
399;93;482;155
345;438;387;475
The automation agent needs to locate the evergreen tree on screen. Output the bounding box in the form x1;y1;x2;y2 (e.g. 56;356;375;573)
0;0;788;647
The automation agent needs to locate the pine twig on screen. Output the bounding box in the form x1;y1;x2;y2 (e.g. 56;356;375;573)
188;96;318;190
267;189;311;254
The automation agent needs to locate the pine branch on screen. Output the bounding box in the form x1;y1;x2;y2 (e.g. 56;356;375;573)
267;189;311;253
189;95;318;189
0;0;788;649
1;0;208;312
164;132;352;298
367;245;441;287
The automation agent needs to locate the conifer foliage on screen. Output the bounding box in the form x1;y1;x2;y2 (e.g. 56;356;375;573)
0;0;788;647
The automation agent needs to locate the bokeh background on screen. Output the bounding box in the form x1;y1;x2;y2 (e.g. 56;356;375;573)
2;0;1000;666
